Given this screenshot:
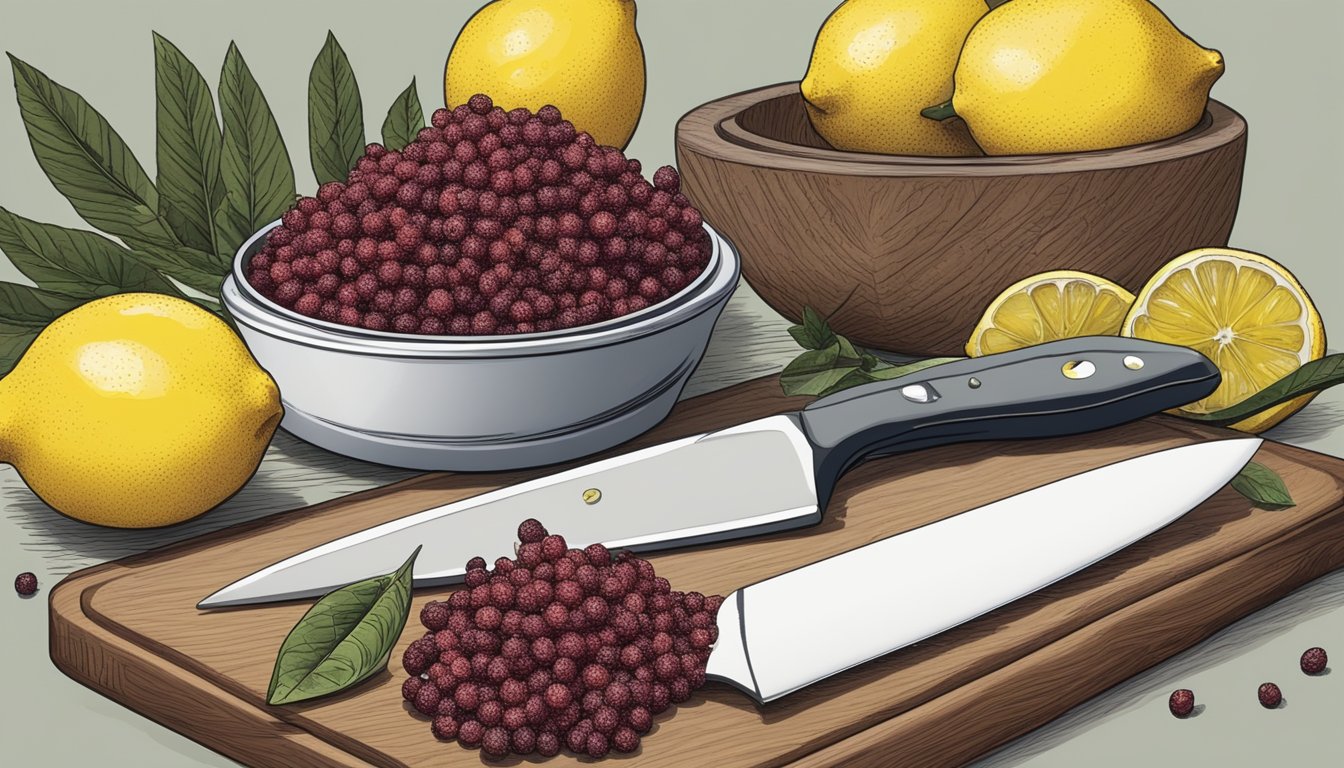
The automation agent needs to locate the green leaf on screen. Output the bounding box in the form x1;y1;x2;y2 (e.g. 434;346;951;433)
152;33;227;266
816;367;880;398
307;32;364;185
1230;462;1295;509
0;207;181;298
833;334;863;363
0;324;39;377
0;281;85;324
787;305;844;351
780;344;855;397
217;42;295;258
267;546;420;706
380;78;424;152
858;356;963;382
1181;354;1344;427
0;283;85;375
804;306;836;349
787;324;814;349
128;247;228;295
814;357;962;398
8;54;176;256
921;99;957;121
6;54;223;293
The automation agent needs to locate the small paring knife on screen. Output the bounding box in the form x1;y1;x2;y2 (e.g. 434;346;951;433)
200;336;1222;609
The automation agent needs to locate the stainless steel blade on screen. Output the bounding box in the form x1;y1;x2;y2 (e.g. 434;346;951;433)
199;415;818;608
705;438;1261;703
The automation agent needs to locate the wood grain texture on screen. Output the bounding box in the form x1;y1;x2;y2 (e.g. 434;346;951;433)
49;375;1344;768
674;83;1249;357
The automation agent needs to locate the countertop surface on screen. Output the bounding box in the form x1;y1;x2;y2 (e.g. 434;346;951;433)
2;1;1343;766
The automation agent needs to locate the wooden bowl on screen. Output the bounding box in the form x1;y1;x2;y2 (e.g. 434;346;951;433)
675;82;1248;357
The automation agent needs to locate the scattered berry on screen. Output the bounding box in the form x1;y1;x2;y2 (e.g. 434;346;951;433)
1168;689;1194;718
14;572;37;596
1258;682;1282;708
1300;647;1327;675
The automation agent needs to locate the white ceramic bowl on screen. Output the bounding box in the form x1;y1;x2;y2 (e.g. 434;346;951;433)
222;221;740;471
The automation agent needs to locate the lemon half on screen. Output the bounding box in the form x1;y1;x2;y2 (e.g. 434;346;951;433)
1120;248;1326;433
967;270;1136;357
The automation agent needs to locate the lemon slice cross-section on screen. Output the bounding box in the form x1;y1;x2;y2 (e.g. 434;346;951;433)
1120;248;1326;433
967;270;1136;357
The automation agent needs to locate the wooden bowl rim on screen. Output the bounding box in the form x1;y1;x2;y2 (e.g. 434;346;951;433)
676;82;1247;177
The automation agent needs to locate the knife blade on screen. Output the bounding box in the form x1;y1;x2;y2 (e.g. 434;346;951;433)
200;336;1220;608
706;437;1261;703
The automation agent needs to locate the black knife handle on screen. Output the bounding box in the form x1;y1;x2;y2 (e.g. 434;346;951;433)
798;336;1220;508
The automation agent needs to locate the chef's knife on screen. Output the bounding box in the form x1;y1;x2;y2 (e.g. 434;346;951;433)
706;437;1261;702
200;336;1220;608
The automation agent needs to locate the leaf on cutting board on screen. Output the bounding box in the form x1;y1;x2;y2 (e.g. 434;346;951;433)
1181;354;1344;427
380;78;424;152
216;42;296;258
0;207;182;298
1230;462;1295;509
152;33;228;266
267;546;421;706
307;31;365;186
0;283;85;375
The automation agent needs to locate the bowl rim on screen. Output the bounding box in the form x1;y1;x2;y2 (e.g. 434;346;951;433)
224;220;741;359
676;81;1248;178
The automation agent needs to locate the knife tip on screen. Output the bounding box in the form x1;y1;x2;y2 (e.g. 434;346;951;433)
196;594;225;611
197;586;249;610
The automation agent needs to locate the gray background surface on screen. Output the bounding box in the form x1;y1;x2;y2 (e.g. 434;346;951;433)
1;0;1342;765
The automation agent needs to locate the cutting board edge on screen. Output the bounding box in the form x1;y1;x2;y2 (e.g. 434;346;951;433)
787;483;1344;768
48;566;377;768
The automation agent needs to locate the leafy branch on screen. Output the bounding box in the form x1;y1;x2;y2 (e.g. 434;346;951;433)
1177;355;1344;428
779;306;1344;510
0;32;428;376
782;306;960;397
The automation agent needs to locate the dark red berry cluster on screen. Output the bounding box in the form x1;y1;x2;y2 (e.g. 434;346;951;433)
246;94;712;336
401;518;722;759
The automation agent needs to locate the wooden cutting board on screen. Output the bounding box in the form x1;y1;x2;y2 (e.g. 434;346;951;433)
49;375;1344;768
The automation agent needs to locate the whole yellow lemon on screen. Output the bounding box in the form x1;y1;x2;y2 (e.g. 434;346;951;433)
445;0;646;149
948;0;1225;155
801;0;987;156
0;293;282;528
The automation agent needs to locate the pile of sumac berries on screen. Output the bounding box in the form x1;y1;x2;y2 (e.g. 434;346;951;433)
401;518;723;759
248;94;714;336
